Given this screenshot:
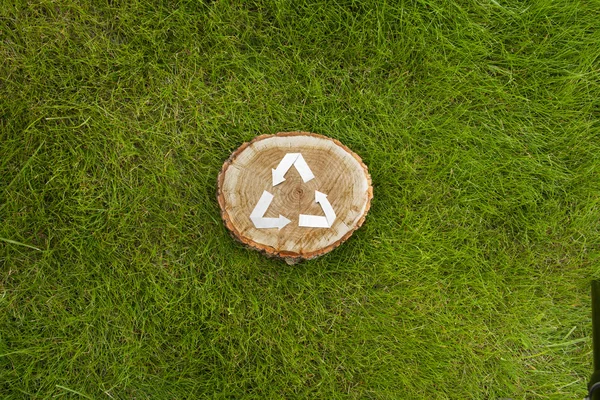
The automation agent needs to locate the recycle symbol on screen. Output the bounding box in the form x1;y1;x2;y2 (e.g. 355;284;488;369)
250;153;336;230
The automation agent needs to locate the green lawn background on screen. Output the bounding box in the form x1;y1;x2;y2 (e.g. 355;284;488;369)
1;0;599;398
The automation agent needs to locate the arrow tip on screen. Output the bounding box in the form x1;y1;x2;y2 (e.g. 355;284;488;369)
272;169;285;186
315;190;327;201
278;215;291;229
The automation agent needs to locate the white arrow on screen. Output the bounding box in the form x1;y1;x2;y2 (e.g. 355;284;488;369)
250;191;291;229
292;154;315;183
299;190;336;228
316;190;336;225
272;153;315;186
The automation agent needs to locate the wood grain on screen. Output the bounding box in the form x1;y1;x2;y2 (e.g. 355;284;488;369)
217;132;372;262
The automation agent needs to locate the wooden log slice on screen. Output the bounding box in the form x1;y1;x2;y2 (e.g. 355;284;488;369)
217;132;372;263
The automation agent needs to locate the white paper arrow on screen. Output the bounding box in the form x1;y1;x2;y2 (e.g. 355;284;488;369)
299;190;336;228
272;153;315;186
316;190;336;225
291;154;315;183
250;191;291;229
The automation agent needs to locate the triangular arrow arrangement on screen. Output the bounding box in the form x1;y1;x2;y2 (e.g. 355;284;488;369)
250;153;336;229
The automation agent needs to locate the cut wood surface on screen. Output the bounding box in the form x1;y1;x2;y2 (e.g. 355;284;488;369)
217;132;372;262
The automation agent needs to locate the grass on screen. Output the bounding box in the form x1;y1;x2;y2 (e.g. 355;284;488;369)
1;0;599;398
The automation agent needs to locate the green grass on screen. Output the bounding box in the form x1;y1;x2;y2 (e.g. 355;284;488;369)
1;0;599;398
